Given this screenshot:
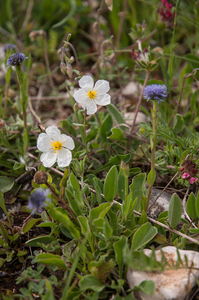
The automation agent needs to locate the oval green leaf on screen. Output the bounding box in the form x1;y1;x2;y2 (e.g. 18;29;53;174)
168;193;182;227
187;192;197;219
26;236;57;247
79;275;105;292
104;165;118;202
36;253;67;270
131;222;157;251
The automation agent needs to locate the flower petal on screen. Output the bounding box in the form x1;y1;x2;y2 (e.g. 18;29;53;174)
61;135;75;150
73;89;88;104
82;98;97;115
57;148;72;167
40;150;57;168
79;75;94;90
37;133;51;152
95;94;111;106
45;126;61;140
94;80;110;94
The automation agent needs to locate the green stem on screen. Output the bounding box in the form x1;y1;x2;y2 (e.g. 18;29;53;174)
83;110;88;153
16;65;28;154
145;101;157;212
127;70;150;149
168;0;181;91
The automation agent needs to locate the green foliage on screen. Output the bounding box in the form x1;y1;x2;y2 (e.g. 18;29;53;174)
1;0;199;298
168;194;182;228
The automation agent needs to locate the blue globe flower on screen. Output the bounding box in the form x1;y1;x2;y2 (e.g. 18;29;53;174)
143;84;168;103
3;43;16;53
6;53;28;67
27;188;50;214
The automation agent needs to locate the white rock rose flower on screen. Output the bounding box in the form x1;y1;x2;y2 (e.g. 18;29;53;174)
37;126;75;168
73;75;111;115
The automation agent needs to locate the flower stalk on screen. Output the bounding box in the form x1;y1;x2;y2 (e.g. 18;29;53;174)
145;100;157;212
15;65;29;154
142;84;168;212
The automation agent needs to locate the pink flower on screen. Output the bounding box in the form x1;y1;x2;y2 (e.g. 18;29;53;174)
181;172;190;179
189;177;198;185
157;0;175;27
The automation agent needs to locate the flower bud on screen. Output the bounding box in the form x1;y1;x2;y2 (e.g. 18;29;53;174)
66;64;73;78
60;62;66;75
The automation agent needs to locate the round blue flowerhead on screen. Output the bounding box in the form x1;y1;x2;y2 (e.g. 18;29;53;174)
27;188;50;214
143;84;168;103
6;53;28;67
3;43;16;53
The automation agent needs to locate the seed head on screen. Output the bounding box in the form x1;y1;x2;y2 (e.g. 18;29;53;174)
34;171;48;185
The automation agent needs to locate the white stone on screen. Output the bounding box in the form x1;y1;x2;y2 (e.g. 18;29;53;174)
127;246;199;300
124;112;150;126
122;81;142;97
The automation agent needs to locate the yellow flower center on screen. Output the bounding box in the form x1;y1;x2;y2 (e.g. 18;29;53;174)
50;140;63;153
87;90;97;99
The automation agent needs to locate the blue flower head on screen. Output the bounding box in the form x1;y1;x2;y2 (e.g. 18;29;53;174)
27;188;50;214
3;43;16;53
6;53;28;67
143;84;168;103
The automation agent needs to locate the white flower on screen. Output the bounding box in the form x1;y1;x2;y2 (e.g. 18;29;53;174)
37;126;75;168
73;75;111;115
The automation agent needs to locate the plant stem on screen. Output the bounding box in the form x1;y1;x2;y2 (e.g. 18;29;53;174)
145;100;157;212
83;110;88;153
16;65;29;154
64;41;81;74
43;33;54;90
116;0;129;48
127;70;150;149
168;0;181;91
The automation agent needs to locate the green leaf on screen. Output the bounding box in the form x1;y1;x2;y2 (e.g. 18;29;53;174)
89;203;112;231
173;114;184;134
187;192;197;219
21;218;40;234
36;253;68;270
147;79;163;85
0;258;6;268
100;114;113;142
131;222;157;251
130;173;146;211
49;207;80;240
113;236;128;278
93;218;112;239
45;279;55;300
94;154;131;173
26;236;57;247
132;280;155;295
107;103;125;125
0;192;11;224
168;193;182;227
104;165;118;202
65;188;83;217
118;170;125;201
78;216;93;250
69;173;80;191
79;275;105;292
0;176;14;193
196;191;199;218
109;128;124;141
17;251;28;257
147;168;156;186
